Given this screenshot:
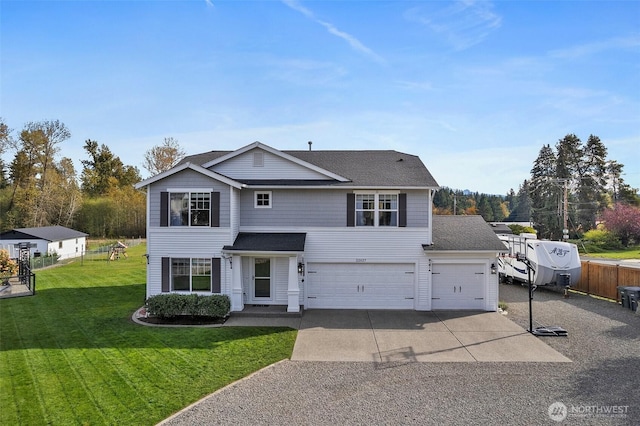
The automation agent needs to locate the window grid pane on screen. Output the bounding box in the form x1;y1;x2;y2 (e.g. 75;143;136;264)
170;193;189;226
190;193;211;226
256;192;270;207
378;194;398;226
355;193;399;227
171;258;190;291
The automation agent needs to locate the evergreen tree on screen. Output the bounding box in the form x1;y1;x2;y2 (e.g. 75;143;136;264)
507;180;532;222
530;144;562;238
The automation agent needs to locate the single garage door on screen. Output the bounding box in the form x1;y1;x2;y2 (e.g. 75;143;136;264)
306;263;415;309
432;263;486;309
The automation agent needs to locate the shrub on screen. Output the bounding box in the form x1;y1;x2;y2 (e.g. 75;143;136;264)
582;229;622;251
145;294;230;319
508;224;536;236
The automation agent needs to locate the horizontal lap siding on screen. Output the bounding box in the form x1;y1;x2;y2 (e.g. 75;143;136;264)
274;257;289;303
146;228;232;298
240;189;345;227
148;169;231;227
212;148;332;180
240;189;429;228
302;228;429;261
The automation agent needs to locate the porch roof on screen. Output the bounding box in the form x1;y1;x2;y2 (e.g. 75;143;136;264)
222;233;306;253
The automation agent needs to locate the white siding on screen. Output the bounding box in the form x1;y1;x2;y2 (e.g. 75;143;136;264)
274;257;289;303
230;187;240;240
211;148;332;181
0;237;86;260
145;227;233;299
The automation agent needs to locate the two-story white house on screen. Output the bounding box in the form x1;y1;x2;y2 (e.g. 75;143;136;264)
135;142;506;313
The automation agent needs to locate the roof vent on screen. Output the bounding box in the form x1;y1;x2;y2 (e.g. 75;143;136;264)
253;152;264;167
308;141;312;151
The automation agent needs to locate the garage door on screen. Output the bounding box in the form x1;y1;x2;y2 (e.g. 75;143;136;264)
432;263;486;309
306;263;415;309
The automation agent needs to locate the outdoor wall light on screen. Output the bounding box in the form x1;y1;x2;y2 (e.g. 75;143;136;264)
298;262;305;275
491;263;497;274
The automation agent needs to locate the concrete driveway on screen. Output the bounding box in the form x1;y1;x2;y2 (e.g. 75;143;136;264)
226;309;571;363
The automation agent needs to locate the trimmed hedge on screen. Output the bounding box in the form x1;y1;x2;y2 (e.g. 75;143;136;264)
145;294;231;319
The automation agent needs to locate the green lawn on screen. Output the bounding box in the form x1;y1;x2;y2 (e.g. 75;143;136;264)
0;243;297;425
581;245;640;260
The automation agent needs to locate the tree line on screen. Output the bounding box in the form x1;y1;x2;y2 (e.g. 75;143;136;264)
434;133;639;244
0;118;184;238
2;119;638;243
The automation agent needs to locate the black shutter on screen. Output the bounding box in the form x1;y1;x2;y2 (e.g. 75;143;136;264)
211;192;220;227
346;193;355;227
160;192;169;227
399;193;407;227
211;258;221;293
161;257;170;292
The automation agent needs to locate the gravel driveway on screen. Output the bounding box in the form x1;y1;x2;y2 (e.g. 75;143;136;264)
162;284;639;425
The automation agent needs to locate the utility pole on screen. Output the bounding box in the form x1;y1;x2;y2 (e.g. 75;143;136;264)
563;179;569;240
453;193;457;215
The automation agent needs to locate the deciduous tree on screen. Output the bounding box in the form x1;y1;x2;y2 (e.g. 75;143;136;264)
600;203;640;246
143;137;186;176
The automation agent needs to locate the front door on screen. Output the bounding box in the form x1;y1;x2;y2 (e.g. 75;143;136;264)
253;258;271;300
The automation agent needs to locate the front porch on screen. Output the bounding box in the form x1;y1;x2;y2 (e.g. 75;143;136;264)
222;232;307;314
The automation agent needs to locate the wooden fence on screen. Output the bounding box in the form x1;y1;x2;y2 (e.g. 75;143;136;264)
574;261;640;301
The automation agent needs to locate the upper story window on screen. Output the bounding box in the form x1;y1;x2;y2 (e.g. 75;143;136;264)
356;193;398;226
255;191;272;208
170;192;210;226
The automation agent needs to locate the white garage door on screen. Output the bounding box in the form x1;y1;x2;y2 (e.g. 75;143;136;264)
432;263;486;309
306;263;415;309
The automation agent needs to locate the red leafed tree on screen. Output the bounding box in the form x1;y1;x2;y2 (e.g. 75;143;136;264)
600;203;640;246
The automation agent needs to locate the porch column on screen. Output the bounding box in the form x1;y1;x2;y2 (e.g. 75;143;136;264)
230;254;244;312
287;256;300;313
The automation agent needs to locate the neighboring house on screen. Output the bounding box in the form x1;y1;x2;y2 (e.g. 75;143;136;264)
135;141;506;313
0;226;88;260
489;223;514;235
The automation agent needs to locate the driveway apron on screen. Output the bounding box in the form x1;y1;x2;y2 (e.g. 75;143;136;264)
290;309;571;363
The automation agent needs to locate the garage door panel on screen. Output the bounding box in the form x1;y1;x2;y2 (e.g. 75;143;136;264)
432;263;486;310
307;263;415;309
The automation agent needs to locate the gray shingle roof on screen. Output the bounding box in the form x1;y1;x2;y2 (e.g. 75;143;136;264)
180;149;439;187
424;216;508;252
0;226;88;242
222;233;306;252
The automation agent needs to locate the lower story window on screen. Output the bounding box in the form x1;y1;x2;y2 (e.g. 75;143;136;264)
172;258;212;292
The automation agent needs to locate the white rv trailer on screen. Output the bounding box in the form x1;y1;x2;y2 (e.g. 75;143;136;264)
497;233;581;287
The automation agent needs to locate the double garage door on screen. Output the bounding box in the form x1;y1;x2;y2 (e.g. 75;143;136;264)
306;263;415;309
431;263;486;310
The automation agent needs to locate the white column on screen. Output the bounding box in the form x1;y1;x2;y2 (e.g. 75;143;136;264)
287;256;300;313
230;254;244;312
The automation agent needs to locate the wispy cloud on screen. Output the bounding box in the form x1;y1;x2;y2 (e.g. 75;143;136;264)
267;58;347;86
204;0;214;8
395;80;435;91
549;35;640;59
405;0;502;51
281;0;385;64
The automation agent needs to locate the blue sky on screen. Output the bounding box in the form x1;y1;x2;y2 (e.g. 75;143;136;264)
2;0;639;195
